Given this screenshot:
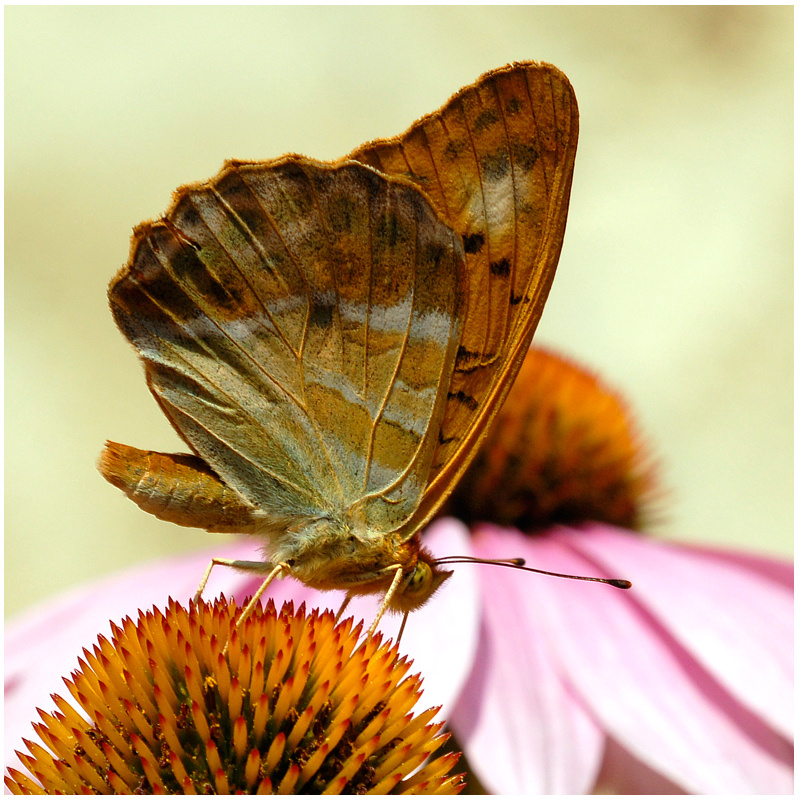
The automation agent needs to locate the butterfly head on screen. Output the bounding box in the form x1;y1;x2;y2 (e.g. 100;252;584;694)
389;544;453;613
332;532;453;614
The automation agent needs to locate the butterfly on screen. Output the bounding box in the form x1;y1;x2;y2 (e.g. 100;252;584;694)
99;61;580;633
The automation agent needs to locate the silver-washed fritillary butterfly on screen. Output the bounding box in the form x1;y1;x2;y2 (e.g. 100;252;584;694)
100;62;582;632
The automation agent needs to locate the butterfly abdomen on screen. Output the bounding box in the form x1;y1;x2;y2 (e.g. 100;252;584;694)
98;441;261;533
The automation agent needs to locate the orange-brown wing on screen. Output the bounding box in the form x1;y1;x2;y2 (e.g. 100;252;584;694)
347;61;579;533
109;158;465;533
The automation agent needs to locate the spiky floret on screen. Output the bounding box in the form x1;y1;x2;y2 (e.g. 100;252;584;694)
5;598;463;795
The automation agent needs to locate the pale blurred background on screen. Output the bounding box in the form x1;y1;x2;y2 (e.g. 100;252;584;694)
5;6;792;620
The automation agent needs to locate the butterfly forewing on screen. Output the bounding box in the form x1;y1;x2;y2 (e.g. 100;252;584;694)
348;62;579;532
109;159;466;532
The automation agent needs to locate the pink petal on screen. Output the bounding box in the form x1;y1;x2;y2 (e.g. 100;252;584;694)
470;525;793;794
673;540;793;590
449;561;604;793
562;524;793;739
595;735;688;794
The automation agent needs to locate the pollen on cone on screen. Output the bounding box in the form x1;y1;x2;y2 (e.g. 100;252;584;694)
5;598;464;795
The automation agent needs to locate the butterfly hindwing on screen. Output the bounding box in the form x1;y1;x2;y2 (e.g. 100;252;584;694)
109;159;466;531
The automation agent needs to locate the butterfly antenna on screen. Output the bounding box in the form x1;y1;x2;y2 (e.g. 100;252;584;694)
434;555;631;589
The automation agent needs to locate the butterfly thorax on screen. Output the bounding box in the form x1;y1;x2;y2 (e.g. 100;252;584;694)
264;512;451;612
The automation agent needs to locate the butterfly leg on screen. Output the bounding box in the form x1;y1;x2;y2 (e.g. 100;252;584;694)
334;593;353;624
194;558;270;602
396;612;410;646
235;562;290;632
367;566;404;637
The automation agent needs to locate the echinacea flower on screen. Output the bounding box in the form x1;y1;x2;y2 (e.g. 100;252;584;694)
5;598;463;794
6;346;792;794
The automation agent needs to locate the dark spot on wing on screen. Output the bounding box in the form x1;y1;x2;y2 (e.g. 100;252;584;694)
443;139;467;161
511;142;539;172
505;97;523;115
481;151;510;181
309;301;334;328
447;390;479;411
455;345;483;370
438;430;458;445
462;232;485;255
473;107;499;133
490;257;511;277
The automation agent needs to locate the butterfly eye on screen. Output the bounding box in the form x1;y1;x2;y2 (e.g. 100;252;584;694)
405;561;432;596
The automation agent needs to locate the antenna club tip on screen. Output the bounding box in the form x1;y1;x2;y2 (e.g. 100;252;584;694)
512;558;526;567
611;579;632;590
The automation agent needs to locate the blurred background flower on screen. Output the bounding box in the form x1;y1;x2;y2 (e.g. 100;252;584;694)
438;346;793;793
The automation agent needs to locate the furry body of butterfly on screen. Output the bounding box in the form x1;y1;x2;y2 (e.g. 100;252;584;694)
100;61;579;623
100;442;449;613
